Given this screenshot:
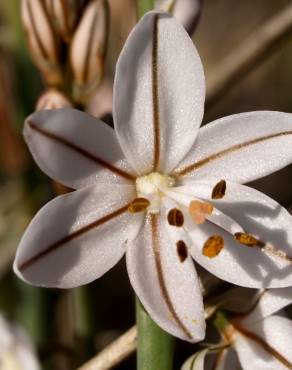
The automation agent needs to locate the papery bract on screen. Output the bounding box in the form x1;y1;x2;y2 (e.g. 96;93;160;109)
21;0;62;85
45;0;82;42
70;0;109;102
36;89;72;111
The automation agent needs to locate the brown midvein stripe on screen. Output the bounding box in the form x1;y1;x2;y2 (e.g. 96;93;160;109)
28;121;135;181
175;130;292;177
26;0;49;60
81;2;99;84
150;214;193;339
60;0;70;36
235;324;292;369
152;14;160;171
18;202;131;271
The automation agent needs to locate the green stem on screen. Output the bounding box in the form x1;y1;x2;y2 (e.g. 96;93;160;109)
213;311;231;333
73;286;96;361
16;282;51;347
137;0;154;19
136;298;175;370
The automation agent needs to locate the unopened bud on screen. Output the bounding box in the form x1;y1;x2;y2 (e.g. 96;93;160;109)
21;0;62;85
70;0;109;103
44;0;83;42
36;89;72;111
156;0;202;35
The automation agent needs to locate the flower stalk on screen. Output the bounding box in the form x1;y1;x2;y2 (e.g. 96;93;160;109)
136;298;175;370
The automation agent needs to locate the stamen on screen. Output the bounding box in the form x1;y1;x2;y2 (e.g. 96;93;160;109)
203;235;224;258
234;232;265;247
128;198;150;213
176;240;188;262
167;208;184;227
212;179;226;199
263;244;292;264
235;233;292;263
189;200;213;224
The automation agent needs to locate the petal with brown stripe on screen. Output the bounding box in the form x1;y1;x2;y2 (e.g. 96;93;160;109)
174;111;292;183
181;348;209;370
185;182;292;288
14;183;143;288
114;11;205;175
126;211;205;342
242;288;292;325
24;108;136;189
235;316;292;370
181;348;241;370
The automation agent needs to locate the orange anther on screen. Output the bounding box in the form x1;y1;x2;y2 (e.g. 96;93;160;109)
189;200;213;224
234;232;265;248
203;235;224;258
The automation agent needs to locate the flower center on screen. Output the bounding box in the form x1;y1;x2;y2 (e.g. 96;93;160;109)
135;172;176;213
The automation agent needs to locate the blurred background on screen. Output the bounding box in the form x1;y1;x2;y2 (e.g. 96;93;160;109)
1;0;292;369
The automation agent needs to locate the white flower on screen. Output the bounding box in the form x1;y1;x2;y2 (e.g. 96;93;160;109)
182;288;292;369
13;11;292;342
0;314;40;370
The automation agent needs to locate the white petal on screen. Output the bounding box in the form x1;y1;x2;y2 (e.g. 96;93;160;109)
14;183;143;288
181;348;208;370
24;108;135;189
13;327;40;370
235;316;292;370
181;347;241;370
175;111;292;183
0;315;40;370
165;185;244;235
114;11;205;175
185;181;292;288
126;205;205;342
243;288;292;325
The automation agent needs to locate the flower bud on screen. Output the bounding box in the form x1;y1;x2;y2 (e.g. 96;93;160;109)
44;0;84;42
36;89;72;111
21;0;62;86
156;0;202;35
70;0;109;103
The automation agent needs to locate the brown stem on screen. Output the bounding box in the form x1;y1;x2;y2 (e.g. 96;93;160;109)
77;326;137;370
206;3;292;109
